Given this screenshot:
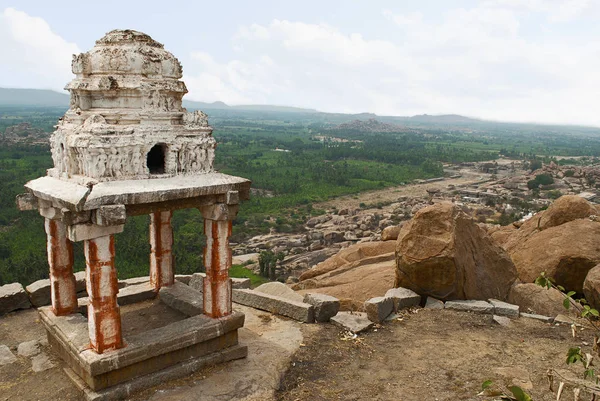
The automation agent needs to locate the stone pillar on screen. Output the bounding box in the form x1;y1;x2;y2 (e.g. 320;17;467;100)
149;210;174;290
203;218;233;318
44;218;77;316
84;235;123;353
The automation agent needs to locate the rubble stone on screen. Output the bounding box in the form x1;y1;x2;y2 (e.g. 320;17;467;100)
0;283;31;315
445;300;493;314
303;293;340;322
232;289;314;323
0;345;17;366
384;287;421;312
492;315;512;327
425;297;445;309
489;299;520;318
364;296;394;323
330;312;373;333
17;340;42;357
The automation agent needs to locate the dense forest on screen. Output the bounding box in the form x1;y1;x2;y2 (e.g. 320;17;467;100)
1;105;600;285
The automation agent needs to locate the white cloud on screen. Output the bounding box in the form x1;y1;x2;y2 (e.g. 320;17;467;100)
0;8;79;90
184;3;600;126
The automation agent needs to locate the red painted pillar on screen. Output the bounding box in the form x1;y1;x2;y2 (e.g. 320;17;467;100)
149;210;174;290
44;218;77;316
203;219;232;318
84;235;123;353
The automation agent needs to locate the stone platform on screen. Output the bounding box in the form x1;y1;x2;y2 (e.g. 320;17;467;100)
24;172;251;213
39;283;247;399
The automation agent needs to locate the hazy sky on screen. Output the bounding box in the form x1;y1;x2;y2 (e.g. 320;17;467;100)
1;0;599;125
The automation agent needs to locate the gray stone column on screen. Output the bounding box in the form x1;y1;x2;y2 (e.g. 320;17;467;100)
44;218;78;316
149;210;174;290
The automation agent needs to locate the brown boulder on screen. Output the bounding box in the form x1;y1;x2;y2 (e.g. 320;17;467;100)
381;223;404;241
508;283;576;317
510;219;600;292
539;195;598;230
298;241;396;281
395;203;517;301
583;264;600;311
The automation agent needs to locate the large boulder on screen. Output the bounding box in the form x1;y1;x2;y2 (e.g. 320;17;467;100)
395;203;517;301
539;195;598;230
508;282;576;317
583;264;600;311
510;219;600;292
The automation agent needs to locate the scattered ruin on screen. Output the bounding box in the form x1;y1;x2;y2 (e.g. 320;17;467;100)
15;29;251;398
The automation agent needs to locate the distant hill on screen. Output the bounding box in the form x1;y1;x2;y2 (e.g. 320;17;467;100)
329;118;409;133
0;88;69;107
0;87;318;113
183;99;317;113
407;114;480;124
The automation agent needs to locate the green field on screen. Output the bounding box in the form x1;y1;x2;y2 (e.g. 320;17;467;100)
1;105;600;285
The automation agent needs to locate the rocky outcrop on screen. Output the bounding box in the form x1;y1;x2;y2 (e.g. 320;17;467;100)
293;241;396;310
510;219;600;292
395;203;517;301
508;283;576;317
538;195;598;230
583;264;600;311
298;241;396;281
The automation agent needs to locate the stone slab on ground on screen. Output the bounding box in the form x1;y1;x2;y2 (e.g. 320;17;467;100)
119;276;150;287
17;340;42;357
425;297;445;309
254;282;304;303
159;282;203;317
489;299;520;318
520;313;553;323
492;315;512;327
0;283;31;315
0;344;17;366
118;282;157;305
174;274;193;285
188;272;205;292
233;289;314;323
303;293;340;322
232;277;251;289
554;314;582;326
364;296;394;323
31;352;55;372
330;312;374;334
384;287;421;311
25;279;52;307
445;300;493;314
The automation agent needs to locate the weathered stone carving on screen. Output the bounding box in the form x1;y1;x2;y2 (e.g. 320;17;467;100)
51;29;215;182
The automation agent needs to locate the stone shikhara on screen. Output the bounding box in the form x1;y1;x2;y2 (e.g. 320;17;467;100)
49;30;216;182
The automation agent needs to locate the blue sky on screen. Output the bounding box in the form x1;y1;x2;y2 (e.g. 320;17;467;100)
1;0;599;125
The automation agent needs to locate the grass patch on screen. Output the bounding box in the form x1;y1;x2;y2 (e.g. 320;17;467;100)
229;264;269;288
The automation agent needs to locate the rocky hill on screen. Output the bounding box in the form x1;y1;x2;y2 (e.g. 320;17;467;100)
328;118;410;133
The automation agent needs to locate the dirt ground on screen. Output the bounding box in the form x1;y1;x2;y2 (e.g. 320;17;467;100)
276;309;590;401
315;169;489;211
1;303;592;401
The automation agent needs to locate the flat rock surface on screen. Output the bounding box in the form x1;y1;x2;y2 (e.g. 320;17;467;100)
254;282;304;303
0;344;17;366
330;312;373;333
445;300;493;314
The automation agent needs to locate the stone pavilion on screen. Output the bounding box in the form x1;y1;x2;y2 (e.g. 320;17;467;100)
16;29;251;399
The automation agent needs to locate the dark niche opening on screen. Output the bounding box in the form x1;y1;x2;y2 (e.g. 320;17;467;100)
147;143;167;174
